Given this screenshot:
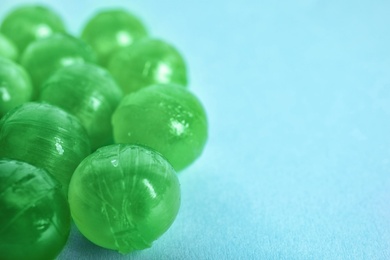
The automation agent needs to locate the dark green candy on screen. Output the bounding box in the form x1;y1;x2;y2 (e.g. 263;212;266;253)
0;102;91;194
81;9;148;66
68;144;180;253
112;84;208;171
40;63;123;150
108;38;188;94
21;33;96;95
0;57;33;118
0;33;18;61
0;159;71;260
0;5;66;52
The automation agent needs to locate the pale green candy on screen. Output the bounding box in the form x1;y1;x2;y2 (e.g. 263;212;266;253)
40;63;123;150
0;5;66;52
21;33;96;96
0;33;18;61
81;9;148;66
112;84;208;171
69;144;180;253
108;38;188;94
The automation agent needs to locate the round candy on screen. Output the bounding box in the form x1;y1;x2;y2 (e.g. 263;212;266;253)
0;33;18;61
40;63;123;150
0;57;33;118
21;33;96;95
112;84;208;171
108;38;188;94
0;102;91;194
81;9;148;66
0;5;66;52
0;159;71;260
68;144;180;253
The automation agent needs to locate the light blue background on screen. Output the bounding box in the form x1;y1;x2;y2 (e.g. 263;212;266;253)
2;0;390;259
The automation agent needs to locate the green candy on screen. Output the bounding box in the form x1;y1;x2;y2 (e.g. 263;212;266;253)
81;9;148;66
0;102;91;194
0;5;66;52
21;33;96;96
0;33;18;61
0;159;71;260
68;144;180;254
112;84;208;171
40;63;123;150
0;57;33;118
108;38;188;94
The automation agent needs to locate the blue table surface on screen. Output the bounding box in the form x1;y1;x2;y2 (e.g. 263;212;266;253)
1;0;390;259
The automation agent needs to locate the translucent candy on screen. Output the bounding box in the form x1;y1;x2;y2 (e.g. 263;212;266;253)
68;144;180;254
112;84;208;171
21;33;96;95
108;38;188;94
40;63;123;150
0;5;65;52
0;102;91;194
0;33;18;61
0;57;33;118
81;9;148;66
0;159;71;260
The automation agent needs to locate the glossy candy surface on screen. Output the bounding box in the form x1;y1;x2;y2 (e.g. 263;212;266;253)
112;84;208;171
68;144;180;254
0;159;71;260
0;102;91;194
81;9;148;66
0;5;65;52
0;33;18;61
40;63;123;150
21;33;96;95
108;38;188;94
0;57;33;117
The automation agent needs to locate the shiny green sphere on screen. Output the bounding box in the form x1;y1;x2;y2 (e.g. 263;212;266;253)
0;57;33;118
0;5;66;52
112;84;208;171
0;102;91;194
0;33;18;61
21;33;97;95
40;63;123;150
0;159;71;260
81;9;148;66
108;38;188;94
68;144;180;254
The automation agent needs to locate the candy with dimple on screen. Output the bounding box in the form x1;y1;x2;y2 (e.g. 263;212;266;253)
0;57;33;118
112;84;208;171
108;38;188;94
0;102;91;194
68;144;181;253
0;159;71;260
21;33;97;95
40;63;123;150
81;9;148;66
0;33;18;61
0;5;66;52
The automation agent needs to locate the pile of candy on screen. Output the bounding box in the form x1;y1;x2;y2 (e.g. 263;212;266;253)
0;4;208;259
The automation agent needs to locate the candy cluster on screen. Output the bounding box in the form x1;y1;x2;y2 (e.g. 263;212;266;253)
0;4;208;259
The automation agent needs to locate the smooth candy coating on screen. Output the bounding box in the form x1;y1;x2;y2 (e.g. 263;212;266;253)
0;57;33;117
0;159;71;260
68;144;180;253
0;102;91;194
0;5;66;52
81;9;148;66
21;33;96;95
112;84;208;171
40;63;123;150
108;38;188;94
0;33;18;61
